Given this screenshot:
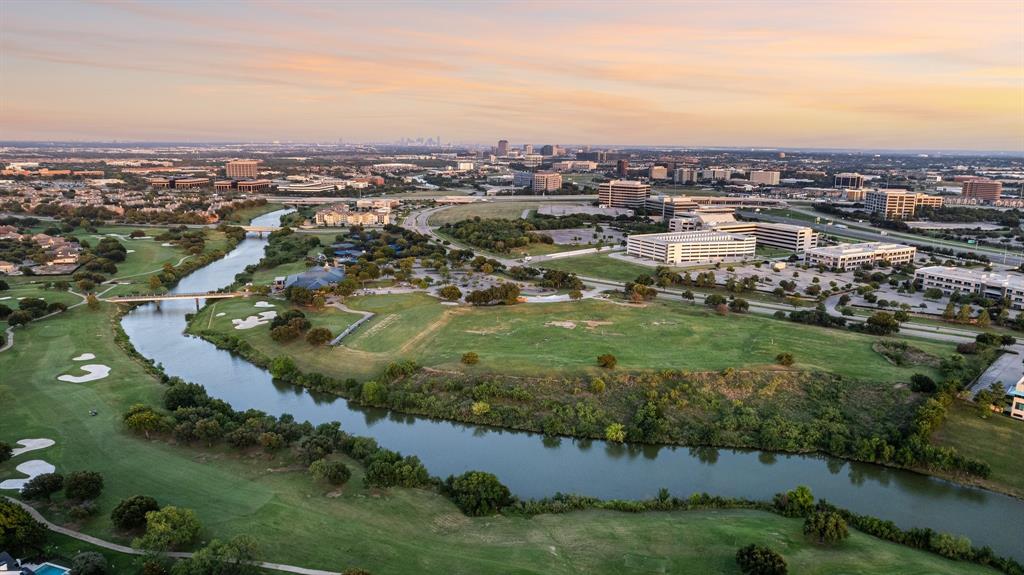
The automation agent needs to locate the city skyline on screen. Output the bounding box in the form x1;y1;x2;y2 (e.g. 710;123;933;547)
1;1;1022;151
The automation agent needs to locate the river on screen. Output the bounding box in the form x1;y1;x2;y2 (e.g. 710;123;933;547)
120;209;1024;560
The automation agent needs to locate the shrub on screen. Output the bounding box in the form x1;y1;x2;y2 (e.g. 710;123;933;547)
309;459;351;486
65;471;104;501
735;544;787;575
71;552;107;575
443;471;513;516
438;285;462;302
605;423;626;443
590;378;606;394
20;472;64;500
803;510;849;545
0;442;11;463
111;495;161;531
773;486;813;517
471;401;490;416
68;502;99;520
305;327;333;346
775;352;794;366
597;353;617;369
461;352;479;365
909;373;937;393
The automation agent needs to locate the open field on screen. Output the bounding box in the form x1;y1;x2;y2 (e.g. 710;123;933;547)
222;202;286;224
192;292;954;384
427;202;544;225
539;252;672;282
0;306;999;574
931;400;1024;498
195;297;363;341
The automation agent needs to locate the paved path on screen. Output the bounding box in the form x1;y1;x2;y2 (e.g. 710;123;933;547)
326;300;375;346
5;497;339;575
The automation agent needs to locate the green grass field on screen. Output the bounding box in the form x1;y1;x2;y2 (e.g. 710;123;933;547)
0;306;996;574
539;253;669;282
931;400;1024;498
222;203;286;225
192;293;954;384
428;202;543;225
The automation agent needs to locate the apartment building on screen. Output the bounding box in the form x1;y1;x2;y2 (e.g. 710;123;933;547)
674;168;698;184
532;171;563;193
962;179;1003;202
865;190;943;219
314;204;391;227
748;170;781;185
598;179;650;208
805;242;916;270
627;230;756;264
669;210;818;252
226;159;260;179
834;173;865;189
914;266;1024;310
648;165;669;180
700;168;732;181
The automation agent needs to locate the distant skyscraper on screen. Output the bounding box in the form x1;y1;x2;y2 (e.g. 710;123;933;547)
226;159;259;179
523;143;534;154
497;140;509;156
540;144;555;156
617;159;629;177
962;179;1002;202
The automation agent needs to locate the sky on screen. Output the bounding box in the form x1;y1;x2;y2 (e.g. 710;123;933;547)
1;1;1023;151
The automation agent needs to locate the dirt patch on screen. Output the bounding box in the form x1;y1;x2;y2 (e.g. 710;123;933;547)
546;320;577;329
431;512;472;532
582;320;612;329
361;313;398;338
872;340;941;367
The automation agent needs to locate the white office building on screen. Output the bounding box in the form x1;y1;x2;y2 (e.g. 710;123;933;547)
915;266;1024;310
626;230;756;264
805;242;916;270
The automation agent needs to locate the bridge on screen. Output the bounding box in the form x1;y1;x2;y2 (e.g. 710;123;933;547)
104;291;250;309
241;225;279;235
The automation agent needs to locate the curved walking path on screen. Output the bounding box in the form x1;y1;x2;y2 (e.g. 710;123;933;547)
5;497;339;575
326;300;375;346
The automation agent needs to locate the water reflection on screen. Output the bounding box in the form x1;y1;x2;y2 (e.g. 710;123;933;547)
118;210;1024;561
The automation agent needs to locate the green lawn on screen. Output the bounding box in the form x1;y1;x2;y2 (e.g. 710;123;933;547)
222;203;286;225
931;400;1024;498
428;202;542;225
0;296;1000;574
539;253;670;283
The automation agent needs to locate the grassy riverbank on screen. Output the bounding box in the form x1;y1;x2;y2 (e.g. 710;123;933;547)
932;400;1024;499
0;306;1003;574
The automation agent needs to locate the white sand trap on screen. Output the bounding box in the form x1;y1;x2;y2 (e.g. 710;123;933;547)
232;311;277;330
73;353;96;361
161;242;174;247
216;312;226;317
254;301;275;308
11;438;55;457
127;249;136;253
0;297;10;301
0;460;56;490
58;364;111;383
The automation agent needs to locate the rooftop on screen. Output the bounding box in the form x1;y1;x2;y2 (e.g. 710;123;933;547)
807;242;912;257
629;230;753;246
916;266;1024;290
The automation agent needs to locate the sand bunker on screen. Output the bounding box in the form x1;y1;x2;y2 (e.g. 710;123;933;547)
545;320;613;330
73;353;96;361
58;364;111;383
127;249;136;253
11;438;55;457
216;312;226;317
161;242;174;247
254;301;275;308
0;460;56;490
0;297;9;301
232;311;277;330
546;320;577;329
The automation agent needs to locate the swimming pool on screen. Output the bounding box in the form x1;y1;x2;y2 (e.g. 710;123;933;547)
34;563;69;575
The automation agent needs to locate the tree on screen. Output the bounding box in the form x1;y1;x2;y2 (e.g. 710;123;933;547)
309;459;351;486
305;327;333;346
729;298;749;313
957;304;973;323
134;506;202;551
124;406;166;439
0;441;11;463
443;471;513;516
195;418;223;446
111;495;161;531
461;352;479;365
65;470;104;502
976;309;991;327
86;293;101;310
735;544;787;575
568;289;582;301
803;510;849;545
773;485;813;517
973;382;1006;417
148;275;164;291
861;311;900;335
0;499;48;556
438;285;462;302
71;552;108;575
704;294;727;308
7;310;32;326
20;472;64;501
170;536;260;575
942;301;956;320
605;423;626;443
775;352;794;366
597;353;617;369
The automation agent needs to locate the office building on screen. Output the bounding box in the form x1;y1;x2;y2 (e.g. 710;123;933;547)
523;144;533;154
598;179;650;208
649;165;669;180
521;154;543;167
627;230;756;264
617;159;630;177
540;144;555;156
748;170;781;185
834;173;865;189
700;168;731;181
914;266;1024;310
844;189;866;202
512;171;534;187
674;168;698;184
962;179;1003;202
497;140;509;156
226;160;260;179
865;190;943;219
669;211;818;252
532;171;562;193
644;195;701;218
805;242;916;270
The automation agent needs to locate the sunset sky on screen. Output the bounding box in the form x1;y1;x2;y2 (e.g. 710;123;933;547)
1;1;1022;150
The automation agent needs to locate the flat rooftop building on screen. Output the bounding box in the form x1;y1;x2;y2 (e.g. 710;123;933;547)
644;195;700;218
962;179;1003;202
915;266;1024;310
227;159;260;179
805;242;916;270
626;230;756;264
669;211;818;252
834;173;865;189
865;190;943;219
598;179;650;208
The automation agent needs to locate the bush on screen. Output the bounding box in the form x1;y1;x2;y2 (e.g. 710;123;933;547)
461;352;479;365
803;510;849;545
111;495;161;531
305;327;333;346
910;373;937;393
736;544;787;575
0;441;11;463
597;353;617;369
438;285;462;302
65;471;104;502
71;552;107;575
775;352;794;366
444;471;513;516
21;472;64;500
68;502;99;520
309;459;351;486
605;423;626;443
